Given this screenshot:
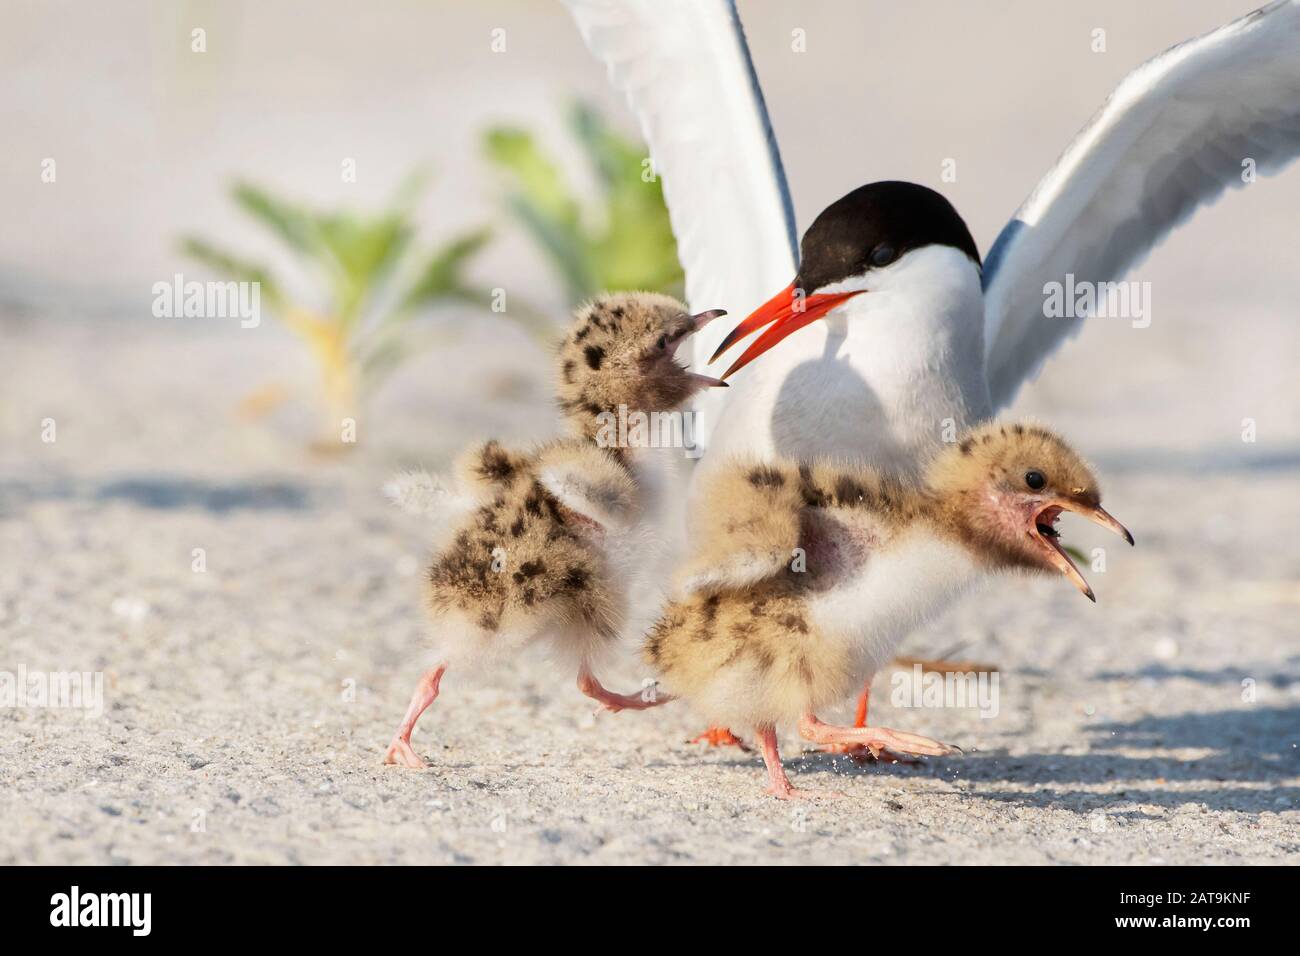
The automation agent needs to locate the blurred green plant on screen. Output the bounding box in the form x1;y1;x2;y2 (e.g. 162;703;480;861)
180;171;538;443
484;102;683;306
1063;544;1090;566
178;106;681;448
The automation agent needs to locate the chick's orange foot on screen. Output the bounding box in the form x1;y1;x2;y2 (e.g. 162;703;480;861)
689;726;749;750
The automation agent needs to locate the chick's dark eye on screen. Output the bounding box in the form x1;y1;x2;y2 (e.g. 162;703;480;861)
870;245;896;267
655;334;667;351
1024;470;1046;491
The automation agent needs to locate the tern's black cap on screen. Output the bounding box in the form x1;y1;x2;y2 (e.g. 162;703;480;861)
795;181;981;292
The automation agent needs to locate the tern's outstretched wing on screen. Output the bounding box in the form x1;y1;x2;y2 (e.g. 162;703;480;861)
561;0;798;447
982;0;1300;411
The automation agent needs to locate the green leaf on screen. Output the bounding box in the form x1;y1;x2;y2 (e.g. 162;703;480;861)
569;102;683;296
314;212;412;290
387;165;432;215
400;227;493;310
178;236;284;310
484;126;595;303
507;194;595;303
182;166;515;429
231;182;321;260
484;127;581;227
570;102;627;187
486;100;681;299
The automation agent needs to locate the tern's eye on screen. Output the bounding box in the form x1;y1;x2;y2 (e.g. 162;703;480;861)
1024;470;1046;491
655;334;668;351
870;244;897;267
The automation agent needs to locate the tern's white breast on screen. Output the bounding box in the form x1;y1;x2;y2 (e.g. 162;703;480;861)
700;247;991;480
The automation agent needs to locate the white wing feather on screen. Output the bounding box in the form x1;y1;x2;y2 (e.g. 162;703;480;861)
561;0;798;447
983;0;1300;410
676;548;790;597
537;467;639;532
383;470;475;521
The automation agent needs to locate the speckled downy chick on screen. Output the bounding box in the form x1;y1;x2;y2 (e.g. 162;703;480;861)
382;292;726;768
646;422;1133;797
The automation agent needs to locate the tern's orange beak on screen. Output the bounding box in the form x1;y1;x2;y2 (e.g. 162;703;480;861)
710;282;865;379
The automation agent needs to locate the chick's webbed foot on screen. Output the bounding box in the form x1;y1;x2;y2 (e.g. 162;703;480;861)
817;740;923;764
578;667;673;714
689;726;750;750
799;713;959;761
383;736;427;769
813;685;886;762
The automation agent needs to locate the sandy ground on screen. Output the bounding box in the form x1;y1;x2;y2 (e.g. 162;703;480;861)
2;0;1299;867
1;312;1296;866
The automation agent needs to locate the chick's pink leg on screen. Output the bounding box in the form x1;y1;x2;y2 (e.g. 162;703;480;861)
383;662;447;769
756;724;808;799
577;665;673;713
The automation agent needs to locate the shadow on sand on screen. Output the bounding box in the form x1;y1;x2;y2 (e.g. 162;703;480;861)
781;704;1300;815
1095;662;1300;686
0;476;312;513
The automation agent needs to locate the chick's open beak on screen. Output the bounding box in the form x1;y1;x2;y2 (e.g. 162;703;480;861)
1082;504;1134;547
689;308;728;331
668;309;729;389
709;282;865;379
1033;500;1134;602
